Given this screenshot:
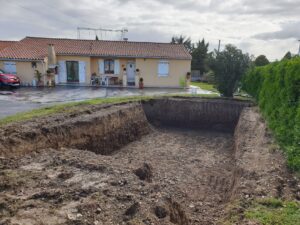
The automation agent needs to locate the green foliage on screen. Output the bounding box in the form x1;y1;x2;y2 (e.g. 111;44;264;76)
34;70;42;82
171;35;210;73
283;51;292;60
179;77;186;88
191;39;209;73
205;70;216;84
255;55;270;66
245;199;300;225
257;198;284;208
211;44;251;97
242;58;300;171
171;35;193;53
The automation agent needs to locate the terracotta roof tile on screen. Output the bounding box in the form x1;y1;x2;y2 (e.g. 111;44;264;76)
0;37;192;60
0;41;17;51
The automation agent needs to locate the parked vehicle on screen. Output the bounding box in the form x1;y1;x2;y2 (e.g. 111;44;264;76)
0;69;20;87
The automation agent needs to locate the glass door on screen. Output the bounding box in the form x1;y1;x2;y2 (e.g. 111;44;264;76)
66;61;79;82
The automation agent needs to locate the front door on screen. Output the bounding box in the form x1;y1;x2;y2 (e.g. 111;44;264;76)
126;62;135;85
66;61;79;82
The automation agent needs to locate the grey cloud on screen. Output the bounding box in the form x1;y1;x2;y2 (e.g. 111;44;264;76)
254;21;300;40
149;0;300;16
0;0;300;59
214;0;300;16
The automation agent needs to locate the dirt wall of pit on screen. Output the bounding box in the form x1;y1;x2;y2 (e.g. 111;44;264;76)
142;97;253;132
0;97;253;158
0;103;150;157
229;107;297;201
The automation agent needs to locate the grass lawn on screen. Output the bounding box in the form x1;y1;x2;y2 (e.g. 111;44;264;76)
190;81;218;92
245;198;300;225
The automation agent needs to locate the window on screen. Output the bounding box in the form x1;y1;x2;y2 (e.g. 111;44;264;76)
104;59;114;74
158;60;169;77
4;62;16;74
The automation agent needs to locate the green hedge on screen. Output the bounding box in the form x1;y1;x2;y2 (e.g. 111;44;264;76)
242;58;300;171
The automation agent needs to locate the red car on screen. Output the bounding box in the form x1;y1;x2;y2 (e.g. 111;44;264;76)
0;69;20;87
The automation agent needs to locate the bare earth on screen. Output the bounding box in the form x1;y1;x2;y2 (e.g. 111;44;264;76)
0;128;234;225
0;100;299;225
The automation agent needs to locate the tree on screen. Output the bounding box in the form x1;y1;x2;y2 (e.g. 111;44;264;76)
210;44;251;97
254;55;269;66
95;35;99;41
191;39;209;74
282;51;292;60
171;35;193;53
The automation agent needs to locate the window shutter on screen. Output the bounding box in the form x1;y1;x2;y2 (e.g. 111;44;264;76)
99;59;104;74
58;61;66;83
114;59;120;75
165;62;169;75
79;61;86;83
158;62;163;75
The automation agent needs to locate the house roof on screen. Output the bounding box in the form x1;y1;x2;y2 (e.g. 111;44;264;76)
0;41;17;51
0;37;192;61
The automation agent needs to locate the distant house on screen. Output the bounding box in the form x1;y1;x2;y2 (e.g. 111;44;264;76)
0;37;191;88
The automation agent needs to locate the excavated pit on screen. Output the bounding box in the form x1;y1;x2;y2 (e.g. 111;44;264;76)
0;97;297;225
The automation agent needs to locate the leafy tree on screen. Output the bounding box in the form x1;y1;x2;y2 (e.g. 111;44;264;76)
95;35;99;41
282;51;292;60
211;44;251;97
191;39;209;74
254;55;270;66
171;35;193;53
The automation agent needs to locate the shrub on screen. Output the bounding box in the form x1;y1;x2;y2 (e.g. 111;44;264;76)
242;58;300;171
211;44;251;97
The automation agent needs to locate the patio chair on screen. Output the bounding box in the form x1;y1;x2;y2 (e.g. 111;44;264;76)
101;76;109;86
90;73;97;85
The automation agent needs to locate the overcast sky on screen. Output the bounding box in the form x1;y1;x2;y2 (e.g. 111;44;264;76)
0;0;300;60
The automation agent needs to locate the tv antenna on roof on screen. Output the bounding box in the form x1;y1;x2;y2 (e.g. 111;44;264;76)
77;27;128;41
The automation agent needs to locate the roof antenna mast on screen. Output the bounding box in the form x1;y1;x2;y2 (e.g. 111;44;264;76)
77;27;128;41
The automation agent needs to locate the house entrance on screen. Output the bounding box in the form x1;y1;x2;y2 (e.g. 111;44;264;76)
127;62;135;86
66;61;79;82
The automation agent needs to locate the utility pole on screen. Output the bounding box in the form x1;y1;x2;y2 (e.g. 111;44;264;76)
217;40;221;53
